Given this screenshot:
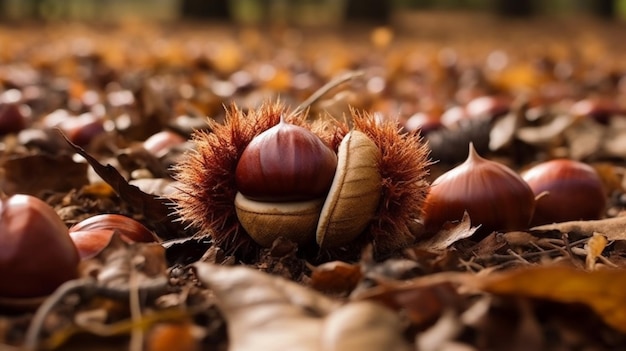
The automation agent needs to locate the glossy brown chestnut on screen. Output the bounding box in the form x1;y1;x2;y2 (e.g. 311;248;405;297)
0;194;79;298
403;112;443;135
69;229;118;259
143;130;187;158
522;159;606;226
69;214;156;243
60;113;105;146
235;118;338;202
0;103;27;135
569;97;621;124
422;143;535;233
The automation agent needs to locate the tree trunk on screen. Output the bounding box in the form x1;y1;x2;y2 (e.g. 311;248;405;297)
344;0;392;24
494;0;534;17
180;0;231;20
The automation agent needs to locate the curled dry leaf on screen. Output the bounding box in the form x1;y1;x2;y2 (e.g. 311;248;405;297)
413;212;479;251
477;265;626;333
194;263;411;351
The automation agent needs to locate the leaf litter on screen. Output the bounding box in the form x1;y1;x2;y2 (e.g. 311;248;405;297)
4;20;626;351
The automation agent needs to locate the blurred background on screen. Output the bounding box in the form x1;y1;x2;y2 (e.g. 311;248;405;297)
0;0;625;24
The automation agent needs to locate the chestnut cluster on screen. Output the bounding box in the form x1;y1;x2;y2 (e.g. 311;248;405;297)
0;194;157;300
421;144;607;233
173;102;431;254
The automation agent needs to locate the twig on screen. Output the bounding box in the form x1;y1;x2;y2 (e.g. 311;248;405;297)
23;279;96;351
128;265;144;351
506;249;532;265
287;70;364;119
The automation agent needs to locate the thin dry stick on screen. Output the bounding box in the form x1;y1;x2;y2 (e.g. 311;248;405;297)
23;279;96;351
286;70;364;119
128;266;144;351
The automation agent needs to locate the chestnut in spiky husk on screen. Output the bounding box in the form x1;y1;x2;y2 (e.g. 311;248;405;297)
172;101;431;257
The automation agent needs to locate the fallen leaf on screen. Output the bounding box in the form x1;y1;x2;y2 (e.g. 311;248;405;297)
414;212;479;251
586;233;608;270
532;216;626;240
194;263;412;351
65;134;185;239
563;118;604;160
477;265;626;333
0;154;88;196
516;114;575;146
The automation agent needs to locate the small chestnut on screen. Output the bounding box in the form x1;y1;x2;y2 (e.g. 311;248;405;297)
403;112;443;135
422;143;535;233
0;102;27;135
0;194;79;298
569;97;621;124
59;113;106;147
143;130;187;158
521;159;606;226
235;118;338;202
69;229;118;259
71;213;154;239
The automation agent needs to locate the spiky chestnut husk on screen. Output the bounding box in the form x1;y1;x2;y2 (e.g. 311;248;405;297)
172;101;431;256
347;110;431;254
172;101;341;252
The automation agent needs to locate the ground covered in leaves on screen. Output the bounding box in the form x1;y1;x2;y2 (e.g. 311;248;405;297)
3;14;626;351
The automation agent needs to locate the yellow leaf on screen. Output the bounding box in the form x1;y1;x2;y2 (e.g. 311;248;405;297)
586;233;608;270
479;266;626;332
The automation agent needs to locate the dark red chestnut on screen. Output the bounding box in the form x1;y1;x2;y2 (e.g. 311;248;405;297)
422;143;535;233
60;113;105;146
569;97;621;124
0;194;79;298
522;159;606;226
0;103;27;135
143;130;187;158
235;118;338;202
404;112;443;135
465;95;510;120
69;229;118;259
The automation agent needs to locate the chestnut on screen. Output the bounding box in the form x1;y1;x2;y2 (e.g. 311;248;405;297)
59;112;106;147
69;229;118;259
521;159;606;226
235;118;338;202
69;214;156;259
569;97;621;124
0;102;27;135
422;143;535;233
233;119;381;247
143;130;187;158
0;194;79;298
69;214;155;242
403;112;443;135
174;102;430;254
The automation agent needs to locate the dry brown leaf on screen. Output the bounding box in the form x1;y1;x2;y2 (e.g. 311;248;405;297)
515;114;575;146
415;212;479;251
563;118;605;160
194;263;411;351
477;265;626;333
532;216;626;240
586;233;608;270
